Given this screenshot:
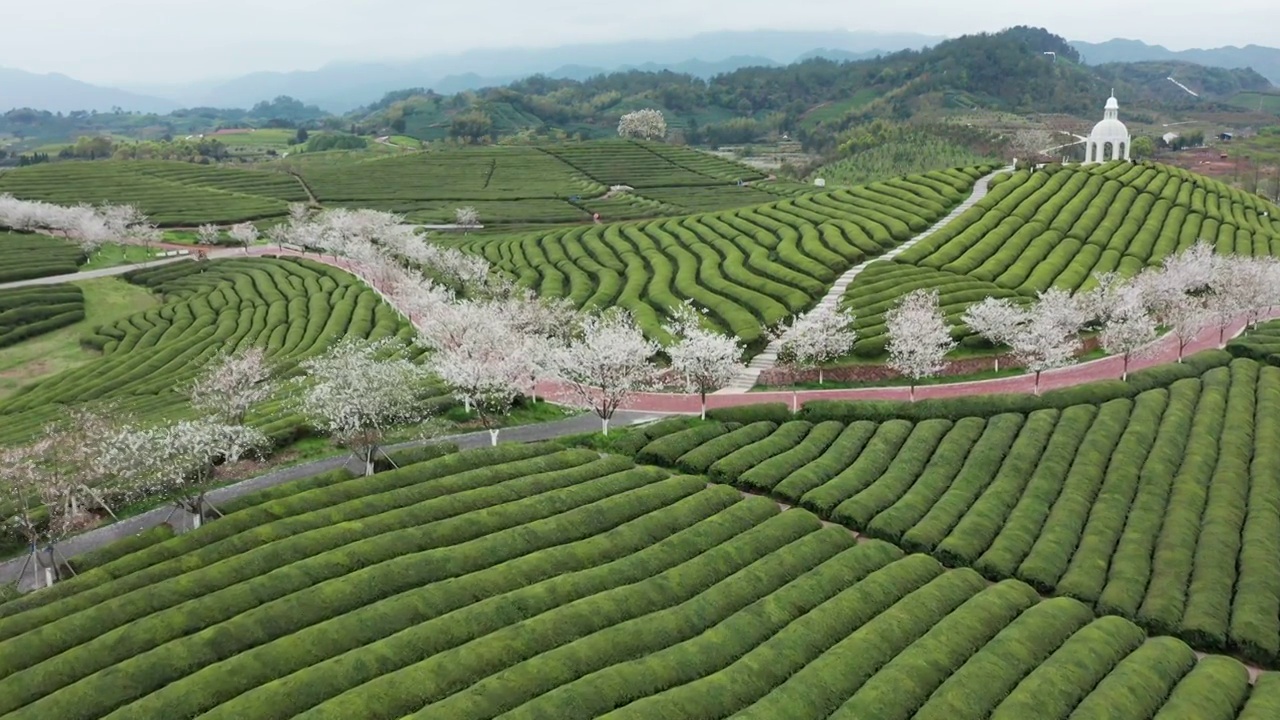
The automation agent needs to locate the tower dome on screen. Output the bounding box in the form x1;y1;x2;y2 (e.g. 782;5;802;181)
1084;90;1131;164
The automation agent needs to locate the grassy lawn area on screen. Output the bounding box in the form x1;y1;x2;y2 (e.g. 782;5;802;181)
0;277;157;397
80;243;160;271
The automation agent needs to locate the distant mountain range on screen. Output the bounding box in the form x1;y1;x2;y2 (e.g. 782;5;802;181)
1;31;939;114
148;31;937;112
0;67;177;114
3;31;1279;116
1071;39;1280;85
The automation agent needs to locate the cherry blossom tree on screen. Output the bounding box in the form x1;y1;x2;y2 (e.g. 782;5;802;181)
1137;242;1215;360
664;302;744;419
196;223;220;246
455;206;480;232
1098;282;1158;380
228;222;259;253
101;419;269;531
886;289;956;400
772;304;858;384
0;439;94;588
292;338;438;475
552;309;661;434
1;407;130;586
967;290;1086;394
618;109;668;141
961;296;1025;371
187;347;276;425
429;304;532;445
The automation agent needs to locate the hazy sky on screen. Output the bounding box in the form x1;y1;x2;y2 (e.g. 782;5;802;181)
5;0;1278;85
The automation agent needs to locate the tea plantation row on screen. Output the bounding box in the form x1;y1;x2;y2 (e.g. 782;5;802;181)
0;140;785;226
633;353;1280;666
0;256;445;447
839;160;1280;350
0;232;85;283
0;284;85;349
1;443;1277;719
461;167;991;348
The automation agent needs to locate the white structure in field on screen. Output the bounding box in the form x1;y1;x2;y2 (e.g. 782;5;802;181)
1084;90;1131;164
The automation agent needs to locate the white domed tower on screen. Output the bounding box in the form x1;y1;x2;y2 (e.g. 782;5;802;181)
1083;90;1131;164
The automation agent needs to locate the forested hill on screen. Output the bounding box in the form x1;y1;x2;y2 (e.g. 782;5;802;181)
353;27;1273;148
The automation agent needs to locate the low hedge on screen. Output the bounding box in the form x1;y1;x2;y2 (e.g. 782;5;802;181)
708;421;816;486
705;403;792;425
674;421;779;474
635;423;734;467
374;442;459;473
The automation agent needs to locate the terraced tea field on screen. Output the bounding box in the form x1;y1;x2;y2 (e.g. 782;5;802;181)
840;160;1280;353
461;167;992;348
0;140;789;226
0;232;86;283
0;256;441;447
0;284;84;349
0;162;305;226
303;139;788;223
2;442;1278;719
634;352;1280;666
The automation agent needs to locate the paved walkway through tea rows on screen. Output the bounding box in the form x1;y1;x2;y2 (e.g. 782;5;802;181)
717;166;1012;393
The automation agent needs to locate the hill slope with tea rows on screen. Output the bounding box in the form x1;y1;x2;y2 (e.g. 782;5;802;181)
459;166;993;349
632;351;1280;667
1;442;1278;719
840;160;1280;355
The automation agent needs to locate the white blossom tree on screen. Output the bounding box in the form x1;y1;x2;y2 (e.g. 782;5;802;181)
196;223;220;246
0;439;95;588
1137;242;1215;360
429;304;532;445
187;347;276;425
292;338;438;475
886;289;956;400
101;419;269;531
664;302;744;419
1098;282;1158;380
455;206;480;232
966;289;1087;394
228;222;259;253
552;309;661;434
772;304;858;384
617;109;668;141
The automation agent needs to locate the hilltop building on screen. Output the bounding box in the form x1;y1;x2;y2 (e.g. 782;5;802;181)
1084;91;1131;164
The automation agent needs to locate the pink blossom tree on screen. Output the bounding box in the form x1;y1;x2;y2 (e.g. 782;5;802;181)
886;289;956;400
